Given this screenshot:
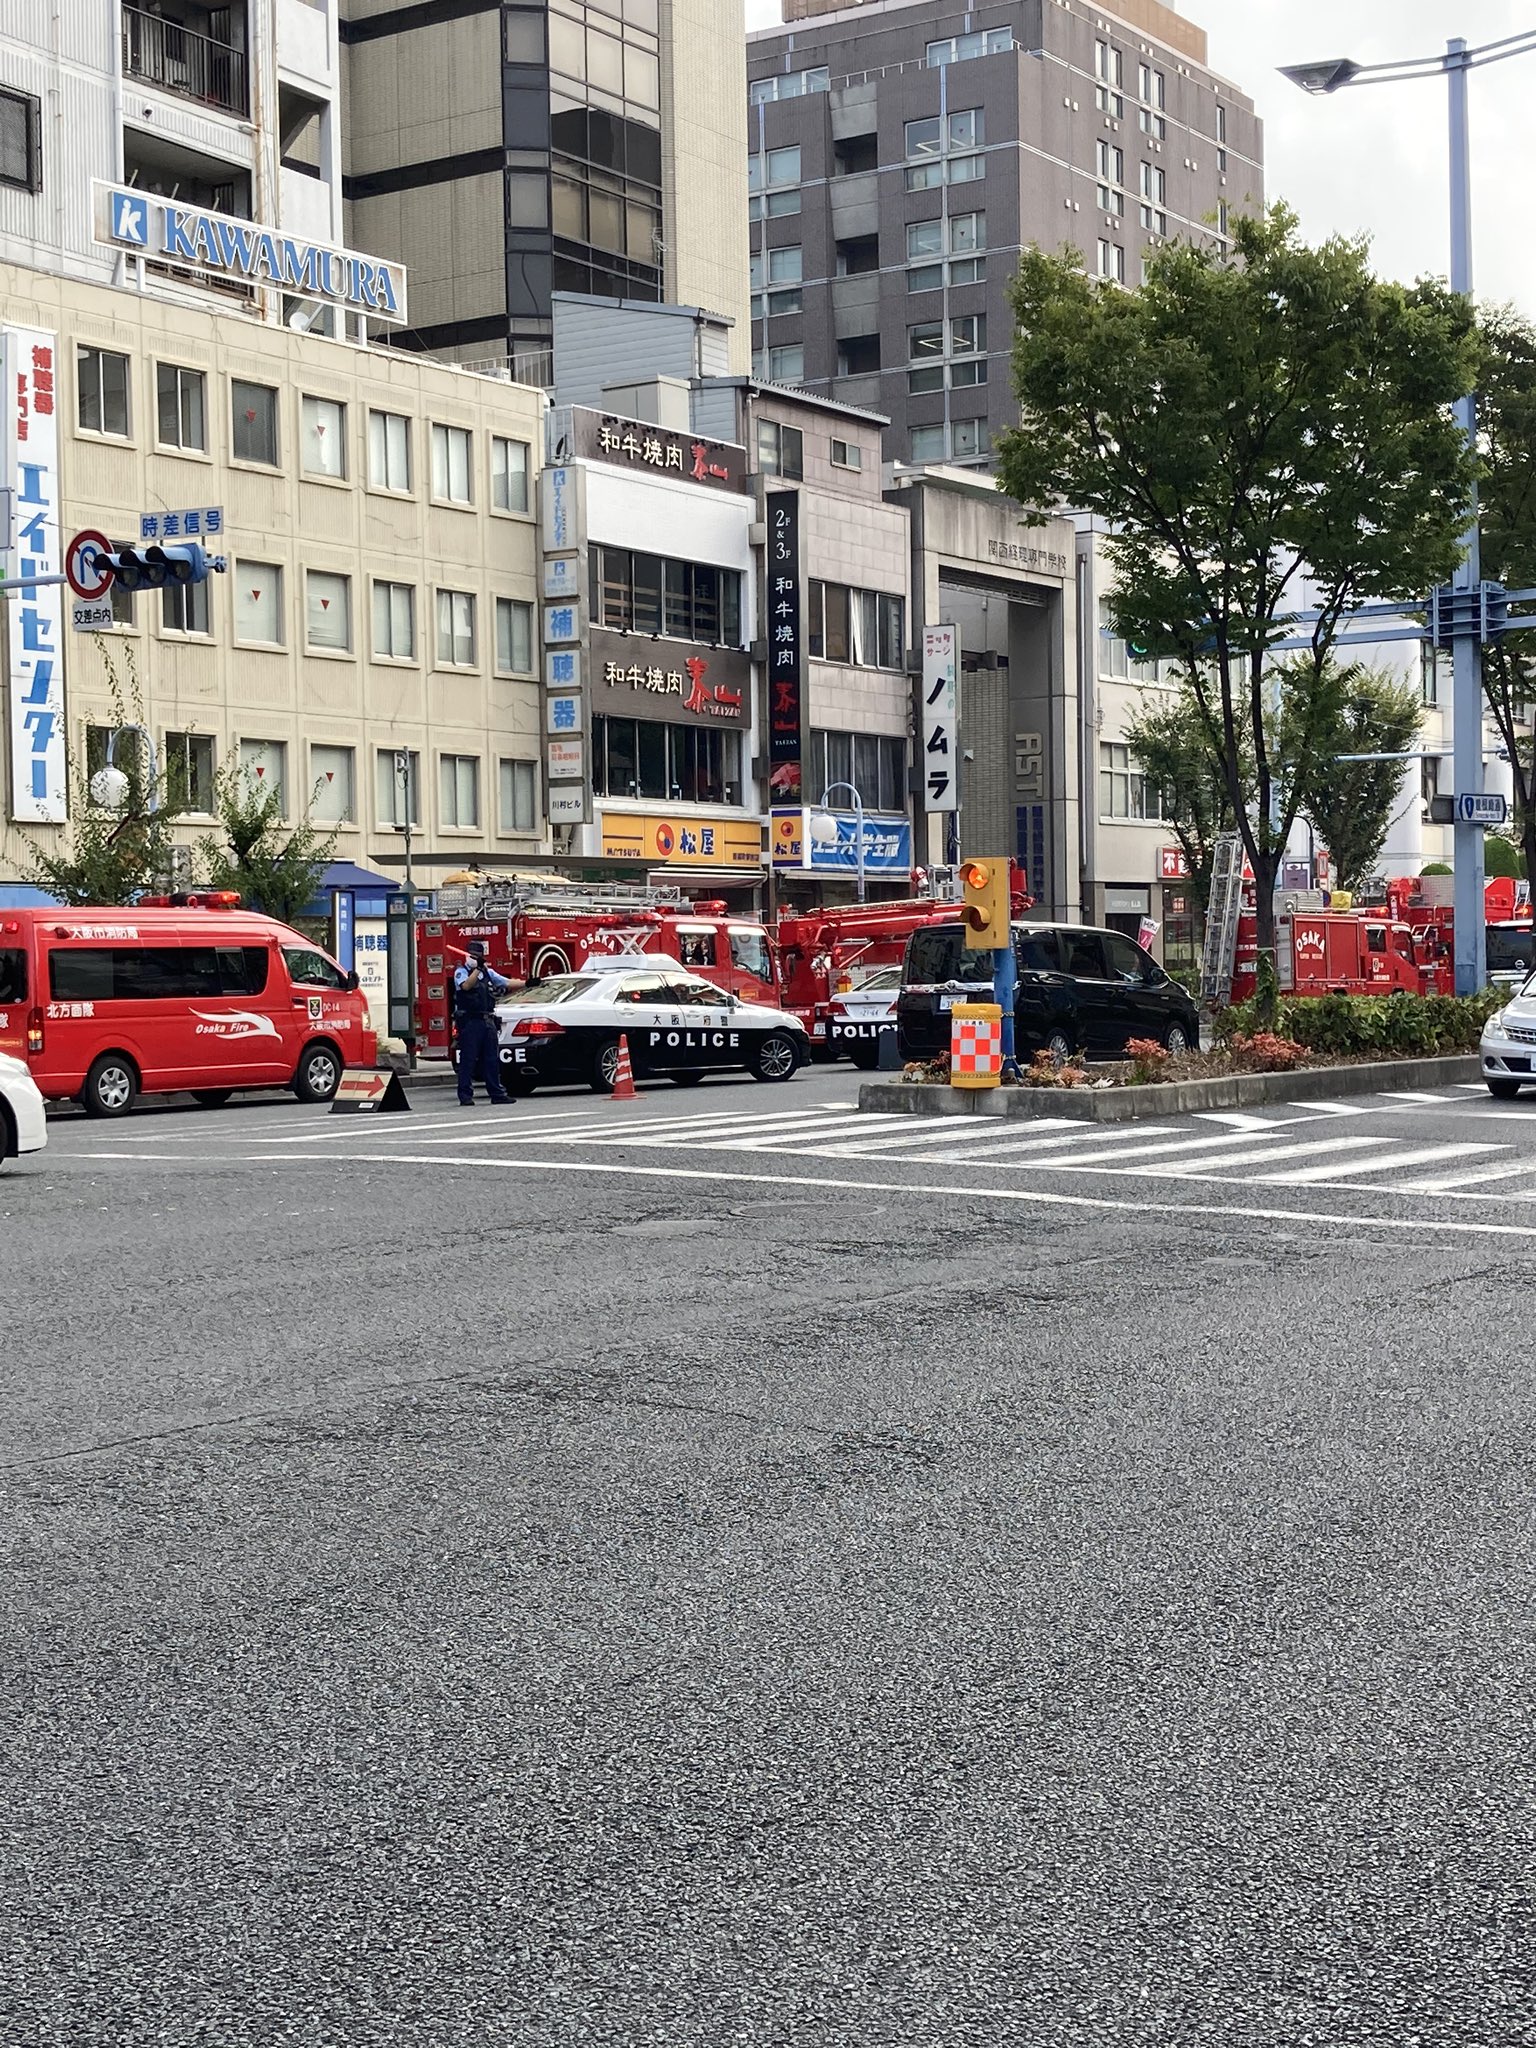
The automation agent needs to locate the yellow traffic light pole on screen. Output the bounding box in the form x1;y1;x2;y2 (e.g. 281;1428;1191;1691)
959;858;1018;1077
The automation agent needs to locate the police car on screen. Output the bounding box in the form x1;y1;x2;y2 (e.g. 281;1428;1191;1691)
0;1051;47;1168
495;957;811;1093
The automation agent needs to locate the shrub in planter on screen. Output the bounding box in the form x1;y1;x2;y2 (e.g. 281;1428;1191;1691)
1221;989;1501;1060
1228;1030;1307;1073
1125;1036;1171;1085
1022;1049;1091;1088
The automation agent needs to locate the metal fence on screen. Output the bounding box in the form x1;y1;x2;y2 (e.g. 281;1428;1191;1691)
122;7;248;118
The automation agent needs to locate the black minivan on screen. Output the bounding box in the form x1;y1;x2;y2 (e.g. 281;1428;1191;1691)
897;921;1201;1064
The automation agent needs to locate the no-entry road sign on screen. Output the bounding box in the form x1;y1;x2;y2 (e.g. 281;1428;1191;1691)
65;529;114;601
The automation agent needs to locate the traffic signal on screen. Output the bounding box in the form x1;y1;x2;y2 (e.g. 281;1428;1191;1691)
959;857;1011;949
104;543;224;591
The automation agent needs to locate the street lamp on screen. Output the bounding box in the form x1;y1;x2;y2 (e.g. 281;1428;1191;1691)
90;722;159;814
820;780;867;902
1281;26;1536;994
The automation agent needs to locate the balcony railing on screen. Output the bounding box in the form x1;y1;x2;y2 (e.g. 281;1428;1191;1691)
122;7;248;118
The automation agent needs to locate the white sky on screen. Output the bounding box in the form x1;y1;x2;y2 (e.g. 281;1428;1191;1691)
743;1;1536;319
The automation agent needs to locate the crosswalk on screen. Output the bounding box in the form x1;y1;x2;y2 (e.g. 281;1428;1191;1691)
382;1091;1536;1206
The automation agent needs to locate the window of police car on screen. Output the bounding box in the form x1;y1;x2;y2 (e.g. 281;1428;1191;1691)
500;976;599;1005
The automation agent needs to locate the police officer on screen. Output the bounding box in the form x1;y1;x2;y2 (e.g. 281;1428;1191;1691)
453;939;512;1107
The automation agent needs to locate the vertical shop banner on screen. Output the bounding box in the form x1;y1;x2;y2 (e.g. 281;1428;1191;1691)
767;490;803;800
922;624;958;813
6;327;66;823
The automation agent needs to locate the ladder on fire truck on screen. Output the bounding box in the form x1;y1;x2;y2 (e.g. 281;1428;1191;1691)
433;875;691;919
1200;833;1245;1007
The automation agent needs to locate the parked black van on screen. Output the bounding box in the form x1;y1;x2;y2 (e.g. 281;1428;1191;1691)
897;921;1200;1064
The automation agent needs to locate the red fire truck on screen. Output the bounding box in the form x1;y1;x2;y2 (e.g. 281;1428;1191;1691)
412;874;1011;1061
1278;911;1445;996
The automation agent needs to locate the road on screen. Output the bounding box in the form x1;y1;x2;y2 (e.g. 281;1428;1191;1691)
4;1063;1535;2046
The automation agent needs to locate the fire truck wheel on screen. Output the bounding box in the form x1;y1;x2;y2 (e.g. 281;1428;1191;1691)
1165;1025;1191;1056
81;1053;139;1120
293;1042;344;1103
671;1070;704;1087
590;1036;623;1092
1487;1078;1524;1100
751;1033;800;1083
532;944;572;979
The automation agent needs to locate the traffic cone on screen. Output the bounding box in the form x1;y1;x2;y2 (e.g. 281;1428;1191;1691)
611;1033;638;1102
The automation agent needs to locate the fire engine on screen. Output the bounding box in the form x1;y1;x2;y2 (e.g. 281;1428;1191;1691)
411;872;1021;1061
1277;911;1444;996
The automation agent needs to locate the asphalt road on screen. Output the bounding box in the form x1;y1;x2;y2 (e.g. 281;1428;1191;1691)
5;1062;1536;2046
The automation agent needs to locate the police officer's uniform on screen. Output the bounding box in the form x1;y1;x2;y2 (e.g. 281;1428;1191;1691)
453;947;511;1105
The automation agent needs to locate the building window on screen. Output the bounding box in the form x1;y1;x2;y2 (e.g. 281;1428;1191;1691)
907;211;986;289
807;585;904;670
310;745;355;825
234;560;283;646
499;758;538;835
0;87;42;193
300;395;346;479
910;420;989;465
905;109;985;191
431;422;473;503
756;419;803;479
439;753;481;829
1422;754;1442;810
1097;140;1125;215
435;589;477;668
77;346;130;437
368;409;411;492
164;731;215;813
749;67;829;105
109;581;135;629
372;580;416;661
491;435;530;514
1098;597;1129;677
1095;39;1125;117
306;570;351;652
926;28;1012;67
239;738;287;815
1099;741;1161;820
377;748;421;829
156;364;206;452
907;315;986;393
162;578;210;636
594;547;742;647
805;730;907;812
750;244;803;320
830;438;862;472
592;717;743;806
495;596;534;675
1217;200;1230;241
232;379;279;466
1096;240;1127;285
748;145;801;221
760;344;803;383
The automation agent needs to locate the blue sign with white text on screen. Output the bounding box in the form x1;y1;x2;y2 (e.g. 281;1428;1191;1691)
806;814;912;875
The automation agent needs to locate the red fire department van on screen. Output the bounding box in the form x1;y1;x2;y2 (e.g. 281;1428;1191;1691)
0;897;376;1116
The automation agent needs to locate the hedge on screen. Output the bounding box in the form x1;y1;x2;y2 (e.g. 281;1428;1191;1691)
1214;989;1504;1060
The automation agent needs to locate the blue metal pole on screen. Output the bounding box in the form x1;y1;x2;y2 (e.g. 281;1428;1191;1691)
994;937;1018;1075
1447;35;1486;995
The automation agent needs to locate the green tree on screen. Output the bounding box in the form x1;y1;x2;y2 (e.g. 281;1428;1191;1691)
1123;685;1250;910
1483;833;1525;881
197;760;338;929
22;641;190;905
997;205;1480;978
1286;660;1423;893
1476;307;1536;886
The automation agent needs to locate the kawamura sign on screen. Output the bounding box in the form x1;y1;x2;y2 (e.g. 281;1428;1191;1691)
93;183;408;324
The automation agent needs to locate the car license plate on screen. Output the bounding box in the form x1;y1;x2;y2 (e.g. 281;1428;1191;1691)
939;994;959;1011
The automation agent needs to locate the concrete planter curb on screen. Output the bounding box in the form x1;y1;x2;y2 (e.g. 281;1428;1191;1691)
859;1054;1483;1124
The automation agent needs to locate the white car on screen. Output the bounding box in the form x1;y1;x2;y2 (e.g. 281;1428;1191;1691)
1481;979;1536;1098
825;964;902;1070
0;1051;47;1165
496;959;811;1094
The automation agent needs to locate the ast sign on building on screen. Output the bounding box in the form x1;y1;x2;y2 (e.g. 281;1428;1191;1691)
93;185;409;324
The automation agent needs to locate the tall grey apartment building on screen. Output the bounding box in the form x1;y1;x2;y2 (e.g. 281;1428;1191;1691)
746;0;1263;466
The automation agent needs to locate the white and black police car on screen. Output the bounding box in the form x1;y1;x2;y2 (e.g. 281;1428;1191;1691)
495;956;811;1094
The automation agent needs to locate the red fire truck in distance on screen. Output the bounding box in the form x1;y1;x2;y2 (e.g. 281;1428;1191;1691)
412;874;1015;1061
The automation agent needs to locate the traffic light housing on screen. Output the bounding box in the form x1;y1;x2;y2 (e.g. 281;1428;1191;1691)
104;543;223;591
959;857;1011;950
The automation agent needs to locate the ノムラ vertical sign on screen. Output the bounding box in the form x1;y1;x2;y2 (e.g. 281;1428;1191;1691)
923;624;958;813
6;326;66;823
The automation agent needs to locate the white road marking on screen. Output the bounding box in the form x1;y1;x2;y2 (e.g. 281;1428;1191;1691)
809;1117;1093;1156
1191;1111;1278;1130
1036;1128;1292;1170
1143;1135;1385;1178
1394;1155;1536;1193
1260;1143;1504;1185
1285;1099;1372;1116
126;1144;1536;1242
1380;1091;1456;1105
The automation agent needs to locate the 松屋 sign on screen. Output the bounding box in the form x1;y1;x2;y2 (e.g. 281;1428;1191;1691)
5;326;66;823
94;184;408;324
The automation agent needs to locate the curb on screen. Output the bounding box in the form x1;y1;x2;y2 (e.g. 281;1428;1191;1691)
859;1054;1483;1124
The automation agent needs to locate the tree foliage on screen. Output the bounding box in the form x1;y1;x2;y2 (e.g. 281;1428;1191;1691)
1285;661;1423;893
1477;307;1536;887
997;205;1480;957
1123;689;1248;910
22;641;190;905
197;761;337;929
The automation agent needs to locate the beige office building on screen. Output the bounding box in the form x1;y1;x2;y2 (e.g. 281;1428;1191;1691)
0;261;546;896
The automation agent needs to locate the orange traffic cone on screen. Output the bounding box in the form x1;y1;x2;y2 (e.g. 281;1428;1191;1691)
611;1033;638;1102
